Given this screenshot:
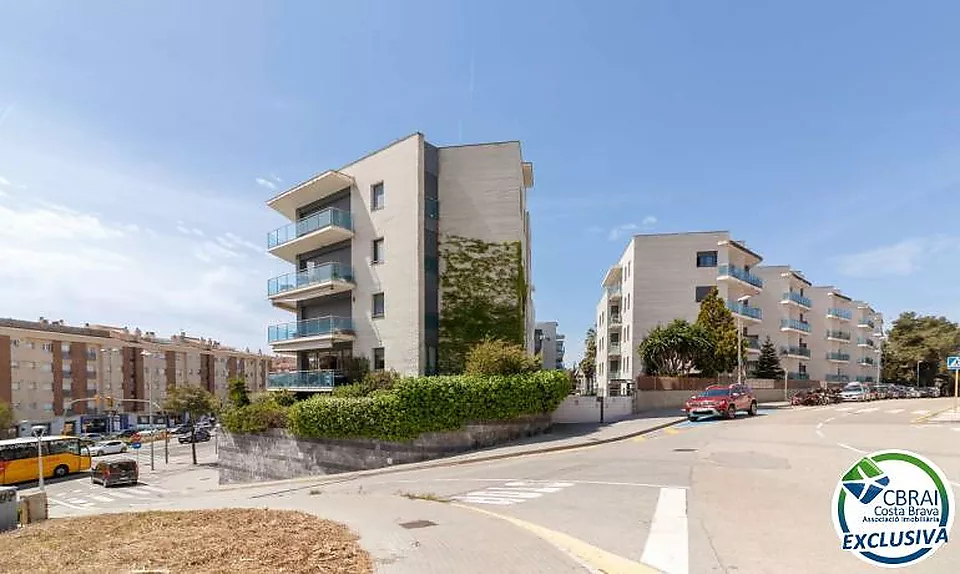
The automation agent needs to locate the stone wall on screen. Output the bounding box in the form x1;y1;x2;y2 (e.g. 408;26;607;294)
218;415;552;485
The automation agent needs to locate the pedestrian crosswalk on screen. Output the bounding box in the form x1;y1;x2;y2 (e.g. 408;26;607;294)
451;480;575;506
49;483;171;510
828;405;930;415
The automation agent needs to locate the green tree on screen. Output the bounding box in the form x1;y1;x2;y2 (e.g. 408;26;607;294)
464;338;540;376
695;288;742;376
882;312;960;385
753;336;785;379
0;401;14;438
578;327;597;388
227;376;250;408
163;386;218;465
638;319;714;376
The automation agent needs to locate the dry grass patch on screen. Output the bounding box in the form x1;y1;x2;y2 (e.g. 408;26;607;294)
0;508;373;574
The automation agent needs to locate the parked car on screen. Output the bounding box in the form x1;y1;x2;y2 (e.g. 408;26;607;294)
91;459;139;487
840;382;869;402
683;383;758;421
171;424;193;436
178;428;211;444
88;440;128;456
117;428;139;439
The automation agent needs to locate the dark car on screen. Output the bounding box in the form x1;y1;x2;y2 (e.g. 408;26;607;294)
178;428;211;444
117;428;139;439
91;459;139;487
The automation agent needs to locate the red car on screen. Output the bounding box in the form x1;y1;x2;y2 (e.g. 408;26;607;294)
683;383;758;421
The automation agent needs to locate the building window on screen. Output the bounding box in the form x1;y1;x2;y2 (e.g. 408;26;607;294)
372;293;385;318
373;347;385;371
61;343;71;353
10;361;18;369
696;251;718;267
10;339;19;347
43;403;53;412
695;286;714;302
41;343;53;353
371;182;385;210
12;382;20;391
372;238;384;263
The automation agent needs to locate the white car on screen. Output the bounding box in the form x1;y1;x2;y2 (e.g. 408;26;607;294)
840;383;869;402
89;440;128;456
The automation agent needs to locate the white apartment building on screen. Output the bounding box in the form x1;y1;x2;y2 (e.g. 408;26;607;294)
534;321;565;370
595;231;884;394
264;133;535;391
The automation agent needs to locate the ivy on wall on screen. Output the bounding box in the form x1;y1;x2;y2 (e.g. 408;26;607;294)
438;235;528;374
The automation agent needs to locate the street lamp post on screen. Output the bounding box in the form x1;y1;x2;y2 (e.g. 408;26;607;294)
32;426;46;492
140;350;156;471
916;360;923;389
736;295;751;386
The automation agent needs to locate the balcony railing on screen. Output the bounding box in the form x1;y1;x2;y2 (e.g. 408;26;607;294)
717;264;764;289
858;357;875;366
609;314;622;325
727;300;762;320
781;291;812;308
268;262;354;297
858;318;876;329
781;346;811;358
267;370;336;391
826;374;851;383
827;352;851;362
780;318;811;333
606;284;622;299
827;307;853;320
826;330;852;341
857;337;875;348
788;372;810;380
267;207;353;249
608;343;622;355
267;316;354;343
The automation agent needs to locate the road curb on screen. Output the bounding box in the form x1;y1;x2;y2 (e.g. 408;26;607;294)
216;417;687;495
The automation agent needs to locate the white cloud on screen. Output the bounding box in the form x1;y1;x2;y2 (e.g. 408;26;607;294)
834;236;960;278
606;215;658;241
255;177;276;191
192;228;204;237
642;215;658;226
0;175;10;186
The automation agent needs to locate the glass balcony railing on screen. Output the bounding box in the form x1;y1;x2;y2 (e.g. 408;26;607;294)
780;318;811;333
268;262;354;297
827;307;853;320
608;343;622;355
727;300;762;320
781;291;812;308
609;314;623;325
606;284;622;299
788;372;810;380
859;357;875;366
267;370;336;391
826;374;851;383
267;316;354;343
780;346;811;358
857;338;875;347
267;207;353;249
827;352;851;362
826;330;852;341
858;317;876;329
717;264;764;289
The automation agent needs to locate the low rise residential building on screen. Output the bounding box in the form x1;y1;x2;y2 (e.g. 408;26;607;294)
534;321;565;370
0;317;270;432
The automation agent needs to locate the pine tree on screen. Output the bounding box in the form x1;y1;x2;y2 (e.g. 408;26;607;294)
754;336;785;379
695;288;741;376
227;376;250;408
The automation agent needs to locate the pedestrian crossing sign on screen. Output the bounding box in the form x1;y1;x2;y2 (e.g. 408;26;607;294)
948;356;960;370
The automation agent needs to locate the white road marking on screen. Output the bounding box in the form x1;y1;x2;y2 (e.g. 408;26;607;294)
452;480;575;506
837;443;866;454
856;408;878;414
816;422;824;429
640;487;689;574
912;410;930;415
67;498;91;505
835;406;854;412
886;409;904;414
107;490;138;499
135;484;170;493
470;490;542;500
49;498;92;510
816;430;825;438
389;478;687;490
89;495;114;502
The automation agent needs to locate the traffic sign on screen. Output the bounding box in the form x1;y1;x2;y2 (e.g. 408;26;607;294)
130;442;142;450
948;356;960;371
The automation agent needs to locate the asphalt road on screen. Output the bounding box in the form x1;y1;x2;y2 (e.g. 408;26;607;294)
28;398;960;573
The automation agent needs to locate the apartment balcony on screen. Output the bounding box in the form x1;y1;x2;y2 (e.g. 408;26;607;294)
780;291;812;309
266;369;336;392
267;316;355;353
857;317;876;330
857;337;875;349
606;284;622;301
608;343;622;356
266;208;354;263
858;357;875;367
266;170;355;221
780;346;811;359
826;374;851;383
788;372;810;381
780;318;811;334
746;338;761;354
717;264;764;291
826;330;852;343
608;314;623;329
826;307;853;322
827;352;851;363
727;300;762;323
267;262;355;312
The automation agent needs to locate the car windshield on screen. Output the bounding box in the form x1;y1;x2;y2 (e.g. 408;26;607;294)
700;389;729;397
111;461;137;471
843;384;863;392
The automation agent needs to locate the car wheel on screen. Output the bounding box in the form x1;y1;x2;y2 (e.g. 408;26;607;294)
53;465;69;478
727;405;737;419
687;414;697;422
748;401;758;416
121;446;127;453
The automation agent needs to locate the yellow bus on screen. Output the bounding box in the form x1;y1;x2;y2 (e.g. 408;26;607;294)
0;436;92;485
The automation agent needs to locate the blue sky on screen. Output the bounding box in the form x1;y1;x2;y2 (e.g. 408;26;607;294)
1;1;959;363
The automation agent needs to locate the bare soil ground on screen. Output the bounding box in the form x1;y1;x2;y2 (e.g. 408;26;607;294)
0;508;373;574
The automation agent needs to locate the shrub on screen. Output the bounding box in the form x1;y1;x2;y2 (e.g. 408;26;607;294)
331;370;401;398
287;370;570;441
221;393;289;434
273;389;298;407
464;338;541;376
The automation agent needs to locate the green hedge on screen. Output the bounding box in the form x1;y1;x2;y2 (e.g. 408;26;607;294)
221;394;289;434
287;370;570;441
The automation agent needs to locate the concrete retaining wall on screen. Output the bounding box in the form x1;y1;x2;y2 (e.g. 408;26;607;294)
218;415;552;485
552;396;633;423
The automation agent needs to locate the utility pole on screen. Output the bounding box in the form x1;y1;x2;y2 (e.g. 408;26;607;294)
141;350;156;471
736;295;751;385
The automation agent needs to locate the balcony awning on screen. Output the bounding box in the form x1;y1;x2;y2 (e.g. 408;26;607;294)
267;170;355;221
